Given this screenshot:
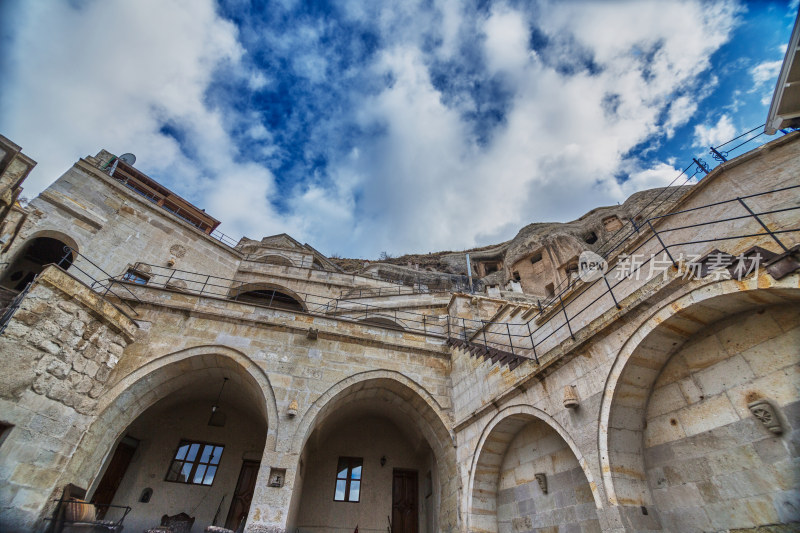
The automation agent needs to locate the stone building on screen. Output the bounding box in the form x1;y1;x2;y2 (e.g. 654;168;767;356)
1;26;800;531
0;128;797;533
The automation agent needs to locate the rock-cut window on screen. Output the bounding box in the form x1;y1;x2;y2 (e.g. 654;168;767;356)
122;269;149;285
334;457;362;502
165;440;224;486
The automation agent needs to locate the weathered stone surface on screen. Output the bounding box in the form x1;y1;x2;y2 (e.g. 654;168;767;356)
0;133;798;533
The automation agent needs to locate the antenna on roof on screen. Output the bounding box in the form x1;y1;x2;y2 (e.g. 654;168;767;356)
108;152;136;177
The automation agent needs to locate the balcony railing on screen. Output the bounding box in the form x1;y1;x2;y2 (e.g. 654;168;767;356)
446;183;800;369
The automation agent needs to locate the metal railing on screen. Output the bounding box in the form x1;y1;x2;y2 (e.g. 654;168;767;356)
0;246;143;332
526;124;796;313
339;285;446;299
446;183;800;367
0;280;34;334
240;252;481;294
61;247;142;317
210;228;239;247
241;254;319;269
109;263;448;336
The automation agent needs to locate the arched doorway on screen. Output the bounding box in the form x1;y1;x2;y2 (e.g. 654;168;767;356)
601;279;800;531
468;407;600;533
60;349;274;532
289;373;457;533
1;234;76;290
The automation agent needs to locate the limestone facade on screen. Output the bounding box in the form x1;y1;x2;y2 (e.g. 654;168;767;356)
0;131;797;533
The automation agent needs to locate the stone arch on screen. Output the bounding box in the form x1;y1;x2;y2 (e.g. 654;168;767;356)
60;345;279;496
290;370;458;532
1;229;80;289
358;314;406;330
599;274;800;511
291;370;451;454
259;254;295;267
21;228;81;255
228;281;307;312
466;404;601;533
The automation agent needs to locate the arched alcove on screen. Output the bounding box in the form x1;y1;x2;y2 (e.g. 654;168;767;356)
1;231;78;290
229;282;307;312
359;315;406;330
259;254;294;267
56;347;278;531
468;405;601;533
600;276;800;530
288;372;457;533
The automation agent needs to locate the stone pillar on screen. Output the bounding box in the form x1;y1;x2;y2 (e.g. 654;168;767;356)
0;266;137;532
244;450;301;533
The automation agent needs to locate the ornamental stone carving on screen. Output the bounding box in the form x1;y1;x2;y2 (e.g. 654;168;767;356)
169;244;187;258
748;399;782;434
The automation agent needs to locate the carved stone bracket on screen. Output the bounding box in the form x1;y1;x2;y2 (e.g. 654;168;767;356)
748;399;783;434
535;473;548;494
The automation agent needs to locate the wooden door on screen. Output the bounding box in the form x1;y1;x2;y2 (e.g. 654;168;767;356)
392;469;418;533
91;438;138;519
225;460;260;530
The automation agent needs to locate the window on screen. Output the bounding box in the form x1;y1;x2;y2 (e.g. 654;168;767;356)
602;215;623;232
530;252;543;264
122;269;149;285
584;231;598;244
165;440;223;486
478;261;501;276
334;457;362;502
512;271;521;282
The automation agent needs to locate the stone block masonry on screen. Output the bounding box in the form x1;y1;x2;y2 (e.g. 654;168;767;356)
0;266;136;532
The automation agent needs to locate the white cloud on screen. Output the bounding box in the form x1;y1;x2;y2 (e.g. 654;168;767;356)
322;1;742;255
247;71;271;91
751;59;782;87
0;0;293;239
693;114;737;148
617;162;696;198
1;0;745;258
664;96;699;138
484;6;532;75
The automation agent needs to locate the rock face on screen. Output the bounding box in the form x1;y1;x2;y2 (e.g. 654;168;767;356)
0;133;798;533
334;185;692;298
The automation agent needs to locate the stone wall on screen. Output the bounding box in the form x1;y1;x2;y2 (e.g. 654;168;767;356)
1;158;242;285
643;304;800;531
294;415;436;533
0;135;35;223
47;284;457;532
498;419;600;533
0;266;136;531
106;397;267;532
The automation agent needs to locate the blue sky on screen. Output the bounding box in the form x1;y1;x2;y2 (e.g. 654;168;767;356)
1;0;797;258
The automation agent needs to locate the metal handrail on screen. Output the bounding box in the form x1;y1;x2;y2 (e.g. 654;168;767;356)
60;246;141;317
0;280;34;335
239;252;479;293
447;183;800;366
109;262;446;335
534;126;796;308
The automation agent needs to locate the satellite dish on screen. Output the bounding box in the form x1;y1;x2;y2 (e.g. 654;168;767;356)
119;153;136;166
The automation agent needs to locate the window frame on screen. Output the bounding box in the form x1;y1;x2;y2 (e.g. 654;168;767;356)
122;268;149;285
333;456;363;503
164;439;224;487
